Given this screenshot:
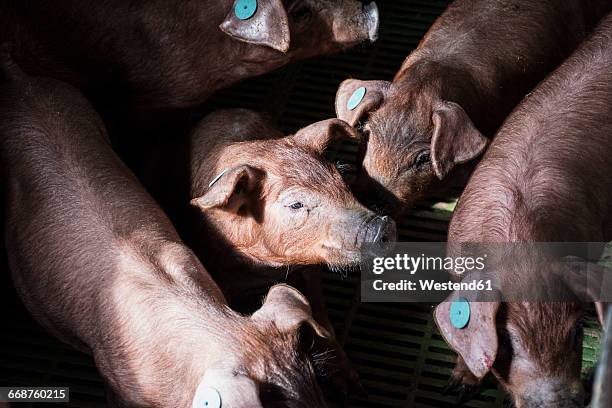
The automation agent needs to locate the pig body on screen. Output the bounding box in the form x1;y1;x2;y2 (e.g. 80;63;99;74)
435;13;612;408
335;0;610;215
2;0;378;112
0;59;330;407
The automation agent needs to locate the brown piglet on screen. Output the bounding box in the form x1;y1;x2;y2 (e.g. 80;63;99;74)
0;57;329;408
335;0;610;216
185;109;397;397
434;13;612;408
188;110;396;276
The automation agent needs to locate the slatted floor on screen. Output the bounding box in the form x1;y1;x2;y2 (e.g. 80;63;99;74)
0;0;603;407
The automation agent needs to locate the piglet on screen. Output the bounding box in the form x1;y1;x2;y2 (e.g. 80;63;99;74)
335;0;610;216
0;55;329;408
434;13;612;408
188;109;395;278
1;0;378;111
184;109;396;398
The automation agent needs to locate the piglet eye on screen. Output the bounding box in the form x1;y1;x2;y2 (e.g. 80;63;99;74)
288;202;304;210
414;151;431;168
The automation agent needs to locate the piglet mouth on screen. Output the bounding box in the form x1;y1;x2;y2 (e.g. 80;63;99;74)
343;2;380;46
321;245;363;269
327;262;361;276
321;217;397;267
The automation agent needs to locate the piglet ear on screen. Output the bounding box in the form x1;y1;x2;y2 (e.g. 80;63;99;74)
219;0;290;53
558;259;612;325
190;165;260;212
253;284;331;339
434;295;500;379
431;101;489;180
335;79;390;127
292;118;361;153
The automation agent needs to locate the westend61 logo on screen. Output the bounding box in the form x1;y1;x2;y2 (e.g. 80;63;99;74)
372;253;486;275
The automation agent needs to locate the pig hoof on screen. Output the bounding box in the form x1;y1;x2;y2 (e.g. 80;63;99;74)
457;384;481;405
442;376;481;404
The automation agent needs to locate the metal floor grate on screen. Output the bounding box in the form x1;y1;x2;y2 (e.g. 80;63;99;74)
0;0;602;407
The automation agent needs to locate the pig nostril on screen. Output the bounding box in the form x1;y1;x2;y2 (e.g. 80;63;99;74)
364;215;397;246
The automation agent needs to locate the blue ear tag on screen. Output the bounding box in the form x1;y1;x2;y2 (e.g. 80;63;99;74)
193;385;221;408
347;87;367;111
235;0;257;20
450;297;470;329
201;387;221;408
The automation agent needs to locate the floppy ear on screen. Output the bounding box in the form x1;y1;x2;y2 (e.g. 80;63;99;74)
292;118;360;153
253;284;331;339
434;295;500;379
559;259;612;325
431;101;489;180
219;0;290;53
335;79;390;127
190;165;260;212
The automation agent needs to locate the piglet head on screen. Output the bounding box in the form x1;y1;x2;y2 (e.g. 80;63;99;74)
220;0;378;56
435;297;587;408
191;116;396;269
335;78;488;215
197;285;328;407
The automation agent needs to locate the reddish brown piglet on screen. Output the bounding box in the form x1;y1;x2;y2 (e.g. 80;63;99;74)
189;110;395;275
0;57;329;408
1;0;378;111
185;109;397;397
335;0;610;216
434;14;612;408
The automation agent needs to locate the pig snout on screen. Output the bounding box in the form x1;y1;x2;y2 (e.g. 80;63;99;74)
363;215;396;245
356;215;396;258
363;2;380;42
330;1;379;46
515;379;585;408
322;209;396;268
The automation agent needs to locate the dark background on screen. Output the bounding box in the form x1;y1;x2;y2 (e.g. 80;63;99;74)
0;1;602;407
